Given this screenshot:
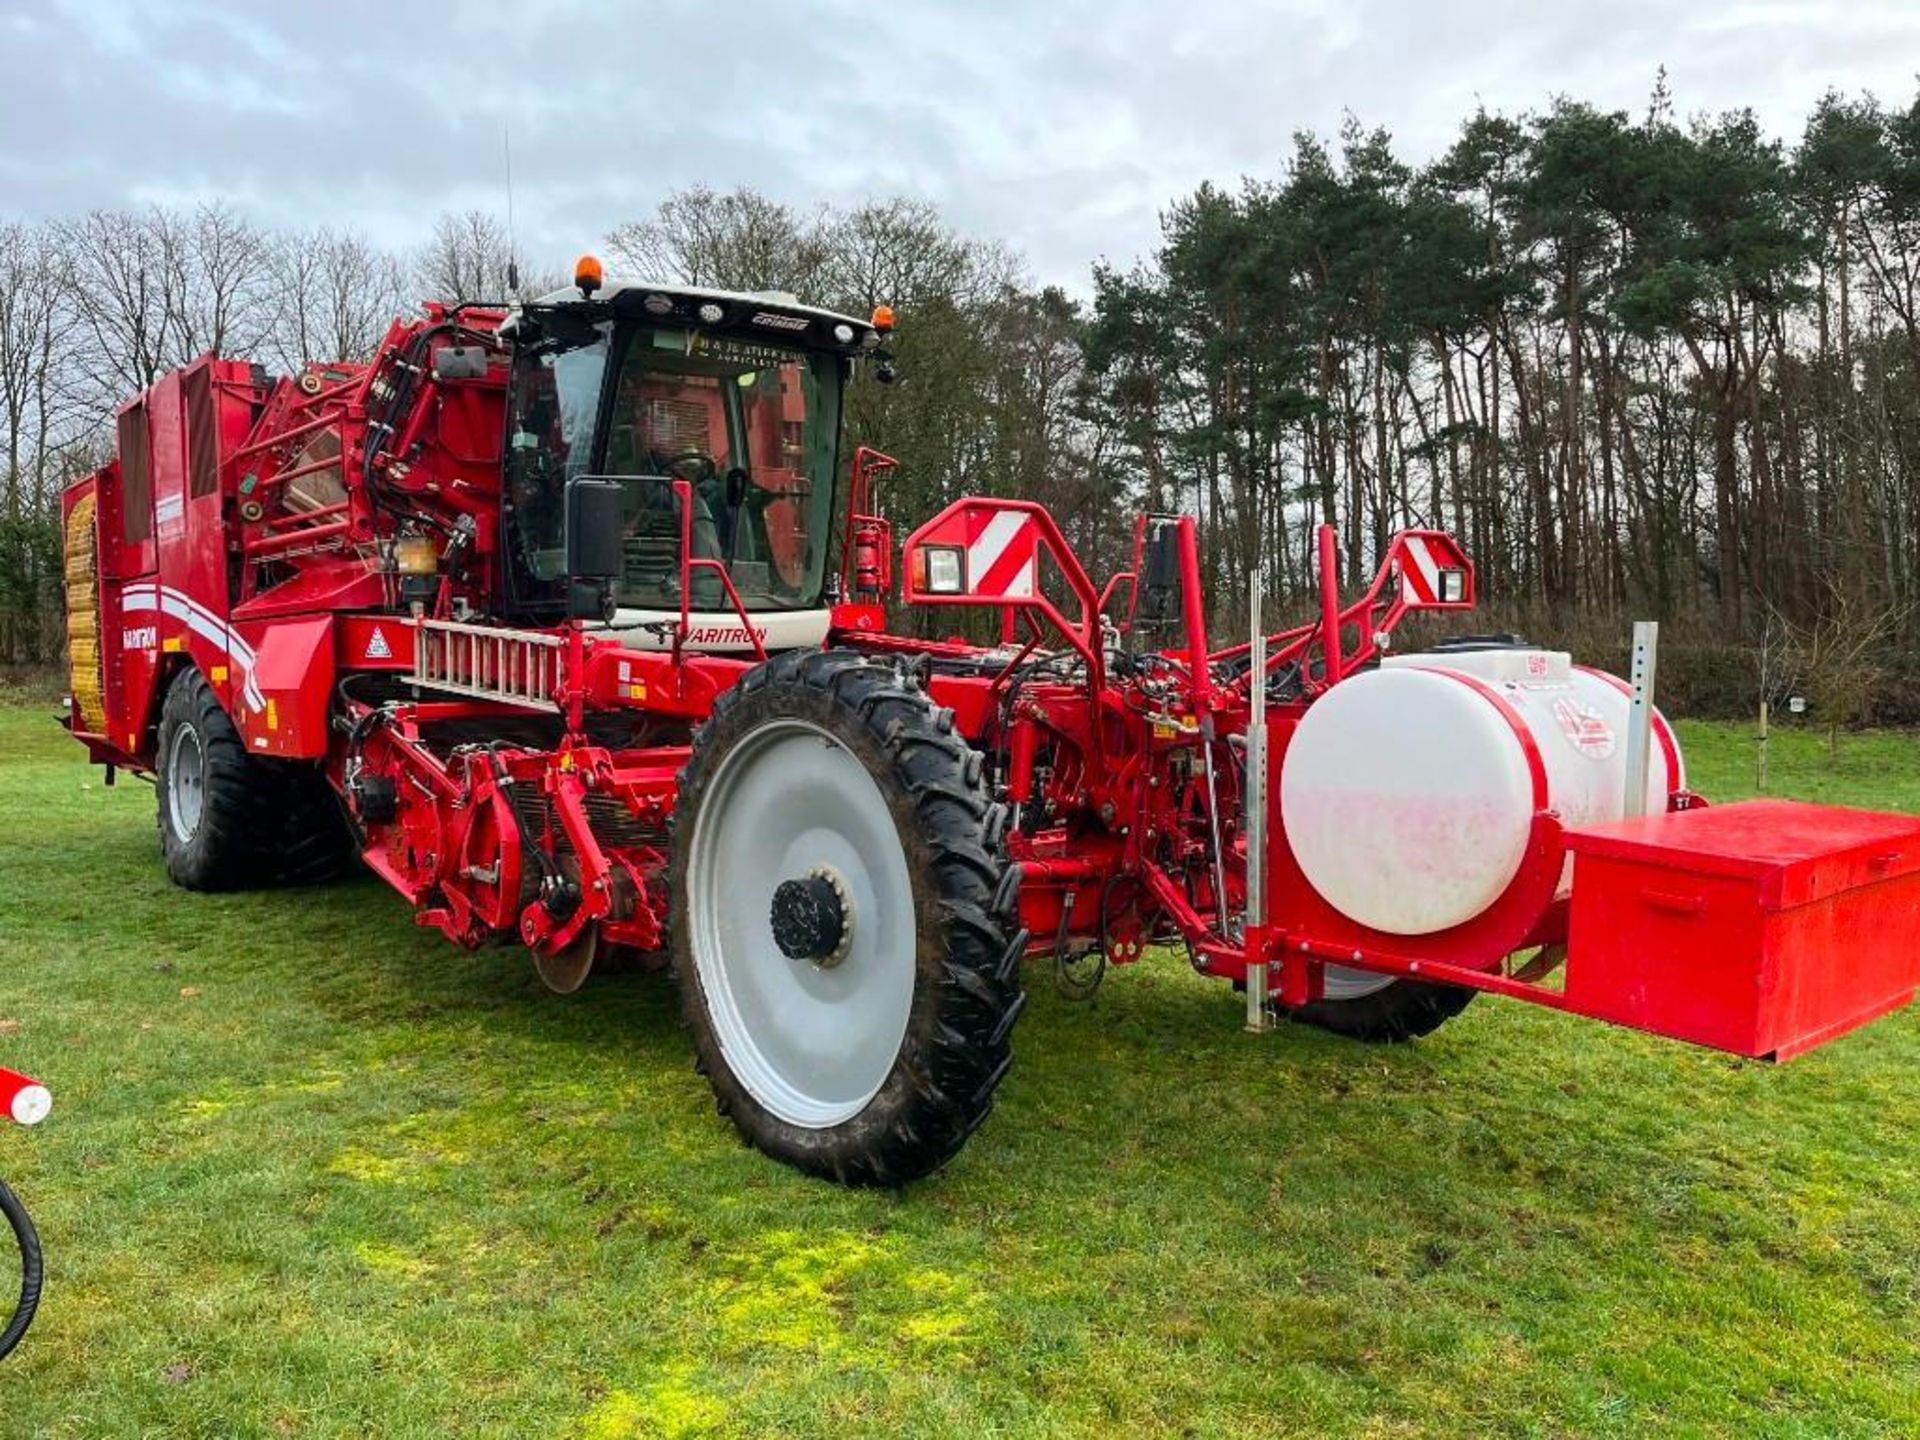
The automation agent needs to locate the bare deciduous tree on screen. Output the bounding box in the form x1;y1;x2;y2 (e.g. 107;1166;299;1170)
606;186;830;294
414;210;516;305
272;227;410;367
0;222;82;661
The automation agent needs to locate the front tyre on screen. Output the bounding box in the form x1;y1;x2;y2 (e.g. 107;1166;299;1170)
671;650;1025;1185
155;668;353;891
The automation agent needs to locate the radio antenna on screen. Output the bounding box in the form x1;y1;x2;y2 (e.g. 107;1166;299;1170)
503;122;521;297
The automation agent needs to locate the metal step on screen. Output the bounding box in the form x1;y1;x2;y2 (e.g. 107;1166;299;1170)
411;619;565;711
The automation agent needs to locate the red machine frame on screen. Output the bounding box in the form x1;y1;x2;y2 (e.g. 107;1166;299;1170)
58;284;1920;1113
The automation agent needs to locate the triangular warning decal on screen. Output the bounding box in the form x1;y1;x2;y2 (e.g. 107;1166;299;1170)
366;626;392;660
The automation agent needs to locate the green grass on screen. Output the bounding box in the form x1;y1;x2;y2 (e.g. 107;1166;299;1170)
3;710;1920;1437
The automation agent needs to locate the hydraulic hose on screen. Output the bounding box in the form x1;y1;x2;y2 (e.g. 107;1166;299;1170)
0;1177;42;1361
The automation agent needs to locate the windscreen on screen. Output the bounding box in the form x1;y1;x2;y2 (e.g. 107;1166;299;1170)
503;319;842;615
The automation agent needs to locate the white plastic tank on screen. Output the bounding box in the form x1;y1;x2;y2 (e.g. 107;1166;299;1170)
1277;648;1682;936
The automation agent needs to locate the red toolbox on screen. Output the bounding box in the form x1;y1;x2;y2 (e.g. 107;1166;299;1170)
1564;800;1920;1060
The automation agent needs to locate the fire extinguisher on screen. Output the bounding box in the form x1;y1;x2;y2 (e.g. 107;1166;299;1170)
0;1066;49;1362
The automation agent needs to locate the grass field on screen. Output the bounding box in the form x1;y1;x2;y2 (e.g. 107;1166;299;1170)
3;705;1920;1438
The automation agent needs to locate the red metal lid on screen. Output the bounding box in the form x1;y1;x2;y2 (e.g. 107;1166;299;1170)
1567;799;1920;908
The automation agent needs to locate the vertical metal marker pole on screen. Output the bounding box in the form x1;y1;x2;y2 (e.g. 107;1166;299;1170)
1623;620;1659;819
1244;578;1271;1032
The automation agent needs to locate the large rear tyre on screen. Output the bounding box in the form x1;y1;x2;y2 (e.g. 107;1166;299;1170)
671;649;1025;1186
155;669;353;891
1283;968;1474;1043
0;1178;42;1363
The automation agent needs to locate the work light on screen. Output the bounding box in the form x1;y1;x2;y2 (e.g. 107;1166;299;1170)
924;546;965;594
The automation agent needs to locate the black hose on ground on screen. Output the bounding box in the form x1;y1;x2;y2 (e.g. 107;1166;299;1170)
0;1177;42;1361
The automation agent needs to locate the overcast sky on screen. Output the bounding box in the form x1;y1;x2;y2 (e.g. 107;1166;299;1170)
3;0;1918;291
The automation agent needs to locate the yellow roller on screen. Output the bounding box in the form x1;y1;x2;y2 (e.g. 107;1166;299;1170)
63;493;104;733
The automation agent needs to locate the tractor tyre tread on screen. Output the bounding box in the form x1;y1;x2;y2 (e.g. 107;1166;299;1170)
671;648;1024;1186
155;668;357;892
1285;979;1475;1043
269;768;357;887
156;668;281;891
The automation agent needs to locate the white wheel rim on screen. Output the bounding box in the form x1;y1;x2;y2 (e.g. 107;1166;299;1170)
168;722;205;840
687;718;916;1128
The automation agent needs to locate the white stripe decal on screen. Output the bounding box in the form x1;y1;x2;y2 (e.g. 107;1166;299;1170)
118;583;264;711
967;510;1029;589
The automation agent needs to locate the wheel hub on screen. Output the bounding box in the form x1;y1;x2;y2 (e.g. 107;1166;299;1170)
684;718;917;1129
167;723;205;840
770;868;854;967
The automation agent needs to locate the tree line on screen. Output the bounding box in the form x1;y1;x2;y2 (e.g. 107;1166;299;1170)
1085;80;1920;718
6;81;1920;719
0;193;1092;667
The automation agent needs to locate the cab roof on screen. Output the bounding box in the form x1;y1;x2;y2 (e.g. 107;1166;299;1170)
523;279;881;356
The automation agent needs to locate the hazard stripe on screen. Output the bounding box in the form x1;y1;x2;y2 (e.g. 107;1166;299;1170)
1003;556;1036;598
967;510;1038;598
1402;536;1441;603
977;542;1036;598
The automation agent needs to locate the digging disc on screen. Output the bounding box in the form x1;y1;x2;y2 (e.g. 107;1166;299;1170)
533;922;599;995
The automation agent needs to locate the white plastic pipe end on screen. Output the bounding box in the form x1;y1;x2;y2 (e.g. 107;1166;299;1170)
9;1084;51;1127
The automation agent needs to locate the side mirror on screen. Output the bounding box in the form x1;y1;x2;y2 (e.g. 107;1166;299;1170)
1136;516;1183;631
432;345;489;380
565;476;624;621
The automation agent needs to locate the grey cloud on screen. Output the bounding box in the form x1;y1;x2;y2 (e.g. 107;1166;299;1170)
3;0;1918;290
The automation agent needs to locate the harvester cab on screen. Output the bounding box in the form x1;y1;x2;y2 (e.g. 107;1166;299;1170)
493;267;886;653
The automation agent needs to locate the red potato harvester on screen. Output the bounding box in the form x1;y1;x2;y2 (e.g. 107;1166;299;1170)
53;255;1920;1186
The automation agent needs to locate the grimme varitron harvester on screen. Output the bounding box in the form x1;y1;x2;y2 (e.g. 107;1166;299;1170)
59;257;1920;1183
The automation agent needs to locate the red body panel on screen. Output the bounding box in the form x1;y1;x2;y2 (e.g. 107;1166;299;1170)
243;615;335;757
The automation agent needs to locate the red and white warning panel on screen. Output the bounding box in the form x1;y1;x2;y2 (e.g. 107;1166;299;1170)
1398;534;1468;605
1565;801;1920;1060
965;508;1040;599
904;500;1041;600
